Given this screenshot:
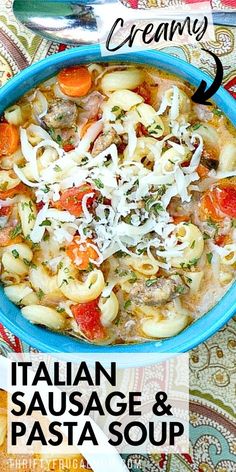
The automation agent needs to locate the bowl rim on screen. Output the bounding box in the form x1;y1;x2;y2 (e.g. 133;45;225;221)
0;45;235;354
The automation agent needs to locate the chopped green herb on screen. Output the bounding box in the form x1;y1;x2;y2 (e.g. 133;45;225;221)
175;285;186;294
87;262;94;272
203;232;211;240
180;258;199;269
231;219;236;228
124;300;131;310
213;109;223;117
43;232;50;241
104;158;111;167
39;219;51;227
137;248;146;255
54;165;62;172
190;240;196;249
36;289;44;301
93;178;104;189
56;307;65;313
146;278;159;287
42;184;50;194
114;250;128;258
59;279;69;288
0;182;8;191
21;201;29;210
115;269;128;277
192;123;202;131
48;128;63;145
56;134;62;144
207;218;218;229
206;252;213;264
128;271;137;283
124;214;132;224
28;213;36;224
23;259;37;269
111;106;125;120
185;276;192;284
153;203;164;214
10;223;22;239
148;123;163;135
12;249;19;259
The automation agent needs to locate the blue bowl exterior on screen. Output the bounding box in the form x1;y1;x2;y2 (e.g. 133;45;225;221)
0;45;236;354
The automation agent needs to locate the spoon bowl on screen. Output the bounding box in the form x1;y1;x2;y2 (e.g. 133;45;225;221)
13;0;236;46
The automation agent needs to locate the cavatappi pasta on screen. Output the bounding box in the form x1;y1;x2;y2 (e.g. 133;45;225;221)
0;63;236;344
0;390;92;471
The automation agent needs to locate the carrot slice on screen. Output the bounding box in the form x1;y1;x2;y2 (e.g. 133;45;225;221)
199;191;224;222
67;237;98;270
173;215;190;225
196;164;209;179
0;183;28;200
58;66;92;97
0;123;19;157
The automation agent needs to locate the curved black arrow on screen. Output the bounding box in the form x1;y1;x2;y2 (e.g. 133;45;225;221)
191;48;223;106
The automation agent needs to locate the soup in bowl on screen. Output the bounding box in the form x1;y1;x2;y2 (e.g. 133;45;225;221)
0;47;235;353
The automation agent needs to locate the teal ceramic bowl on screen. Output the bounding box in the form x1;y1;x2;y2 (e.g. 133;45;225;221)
0;46;235;353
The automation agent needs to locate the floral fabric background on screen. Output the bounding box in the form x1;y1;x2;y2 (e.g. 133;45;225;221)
0;1;235;471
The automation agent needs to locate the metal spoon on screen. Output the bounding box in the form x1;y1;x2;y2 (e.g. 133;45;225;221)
13;0;236;46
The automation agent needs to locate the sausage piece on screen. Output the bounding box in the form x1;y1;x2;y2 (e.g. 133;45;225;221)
130;276;188;306
43;99;77;129
92;128;121;156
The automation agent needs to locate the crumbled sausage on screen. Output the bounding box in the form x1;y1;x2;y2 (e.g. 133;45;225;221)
130;276;188;306
201;146;219;170
43;99;77;129
92;128;121;156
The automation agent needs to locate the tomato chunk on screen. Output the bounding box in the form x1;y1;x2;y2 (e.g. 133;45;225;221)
0;206;11;217
63;143;75;152
214;185;236;218
215;234;229;247
200;180;236;221
67;237;98;270
133;82;151;104
54;184;97;217
71;299;106;340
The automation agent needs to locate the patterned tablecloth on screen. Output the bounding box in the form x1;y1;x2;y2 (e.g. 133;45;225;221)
0;1;235;471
